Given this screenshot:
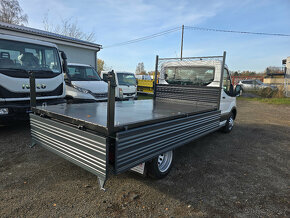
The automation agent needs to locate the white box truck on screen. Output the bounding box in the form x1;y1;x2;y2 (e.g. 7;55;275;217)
0;34;67;123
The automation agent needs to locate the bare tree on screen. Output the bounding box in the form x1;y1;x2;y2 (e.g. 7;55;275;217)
43;14;95;42
265;66;284;75
135;62;146;75
0;0;28;25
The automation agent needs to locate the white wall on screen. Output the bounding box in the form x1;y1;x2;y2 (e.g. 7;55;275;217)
57;44;97;69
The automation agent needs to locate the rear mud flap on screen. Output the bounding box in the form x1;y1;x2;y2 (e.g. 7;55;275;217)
30;114;108;189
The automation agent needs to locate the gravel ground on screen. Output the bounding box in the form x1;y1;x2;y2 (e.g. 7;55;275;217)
0;100;289;217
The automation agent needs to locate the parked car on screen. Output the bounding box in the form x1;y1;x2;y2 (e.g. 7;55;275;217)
65;63;108;102
238;79;276;92
100;71;137;100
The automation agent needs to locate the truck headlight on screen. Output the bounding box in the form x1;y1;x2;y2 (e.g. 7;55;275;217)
0;108;9;115
73;85;90;94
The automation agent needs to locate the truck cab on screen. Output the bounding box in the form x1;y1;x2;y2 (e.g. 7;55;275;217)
64;63;108;102
160;60;238;130
0;34;66;122
101;71;137;100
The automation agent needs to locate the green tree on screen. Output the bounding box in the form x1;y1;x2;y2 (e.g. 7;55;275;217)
97;59;104;74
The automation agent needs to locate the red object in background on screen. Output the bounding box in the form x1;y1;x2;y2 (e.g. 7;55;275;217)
231;75;264;85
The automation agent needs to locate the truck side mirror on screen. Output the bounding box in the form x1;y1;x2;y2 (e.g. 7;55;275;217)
235;85;242;96
230;84;234;96
164;73;168;80
60;51;68;74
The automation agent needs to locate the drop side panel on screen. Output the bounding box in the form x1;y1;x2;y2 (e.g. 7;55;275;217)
115;110;221;174
30;113;108;186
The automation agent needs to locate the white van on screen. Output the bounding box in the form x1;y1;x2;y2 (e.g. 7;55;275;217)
65;63;108;102
100;71;137;100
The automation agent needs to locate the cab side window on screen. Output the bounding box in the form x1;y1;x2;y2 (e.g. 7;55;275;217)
103;74;108;82
223;68;232;95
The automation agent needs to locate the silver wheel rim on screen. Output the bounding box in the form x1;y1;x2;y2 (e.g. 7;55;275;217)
228;116;234;130
157;150;173;173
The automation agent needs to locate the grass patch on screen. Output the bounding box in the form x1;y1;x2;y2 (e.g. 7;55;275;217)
238;97;290;105
137;94;153;100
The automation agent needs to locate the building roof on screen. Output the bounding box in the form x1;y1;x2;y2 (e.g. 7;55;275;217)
0;21;102;50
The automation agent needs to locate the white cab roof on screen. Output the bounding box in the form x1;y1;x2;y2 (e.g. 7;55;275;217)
0;33;58;48
101;71;134;74
162;60;227;68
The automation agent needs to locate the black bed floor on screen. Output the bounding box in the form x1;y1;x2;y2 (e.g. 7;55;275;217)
36;100;216;128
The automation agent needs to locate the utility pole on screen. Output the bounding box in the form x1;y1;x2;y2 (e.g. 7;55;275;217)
180;24;184;60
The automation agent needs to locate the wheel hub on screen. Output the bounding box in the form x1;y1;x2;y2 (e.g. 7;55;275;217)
228;116;234;130
157;150;173;173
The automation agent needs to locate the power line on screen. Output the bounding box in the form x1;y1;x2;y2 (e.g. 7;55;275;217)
103;27;181;48
103;25;290;49
185;26;290;37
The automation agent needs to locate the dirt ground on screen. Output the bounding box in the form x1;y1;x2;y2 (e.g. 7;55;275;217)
0;100;289;217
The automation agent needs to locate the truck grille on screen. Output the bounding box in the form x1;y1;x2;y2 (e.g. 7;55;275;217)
123;92;135;96
92;92;108;98
0;84;63;98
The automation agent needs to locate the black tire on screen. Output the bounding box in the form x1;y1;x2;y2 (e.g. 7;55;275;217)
146;150;174;179
222;112;234;133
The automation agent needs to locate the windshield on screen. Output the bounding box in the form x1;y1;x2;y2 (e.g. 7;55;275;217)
117;73;136;86
256;80;263;85
0;39;61;74
165;66;215;86
67;65;101;81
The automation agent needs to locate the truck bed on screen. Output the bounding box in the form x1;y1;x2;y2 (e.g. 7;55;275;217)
32;99;217;134
30;83;222;187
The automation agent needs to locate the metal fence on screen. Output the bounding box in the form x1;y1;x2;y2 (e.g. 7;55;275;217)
285;67;290;97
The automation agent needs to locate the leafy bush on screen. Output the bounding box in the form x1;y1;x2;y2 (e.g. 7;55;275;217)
257;87;275;98
257;86;285;98
273;87;285;98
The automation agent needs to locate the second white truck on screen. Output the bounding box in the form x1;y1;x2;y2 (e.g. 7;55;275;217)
101;71;137;100
65;63;108;102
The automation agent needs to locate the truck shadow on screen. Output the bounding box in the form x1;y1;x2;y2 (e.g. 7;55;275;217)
0;120;29;129
127;122;290;215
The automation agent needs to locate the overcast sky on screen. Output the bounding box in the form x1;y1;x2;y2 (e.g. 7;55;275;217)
19;0;290;73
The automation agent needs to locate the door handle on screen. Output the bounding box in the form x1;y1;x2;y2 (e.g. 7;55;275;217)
222;96;226;99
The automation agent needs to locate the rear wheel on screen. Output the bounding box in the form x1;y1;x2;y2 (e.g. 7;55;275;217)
146;150;174;179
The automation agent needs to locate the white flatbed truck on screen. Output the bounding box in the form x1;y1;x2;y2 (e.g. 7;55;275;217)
28;52;241;189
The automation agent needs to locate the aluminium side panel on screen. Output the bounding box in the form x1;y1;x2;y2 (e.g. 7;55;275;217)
30;113;108;185
115;110;221;174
